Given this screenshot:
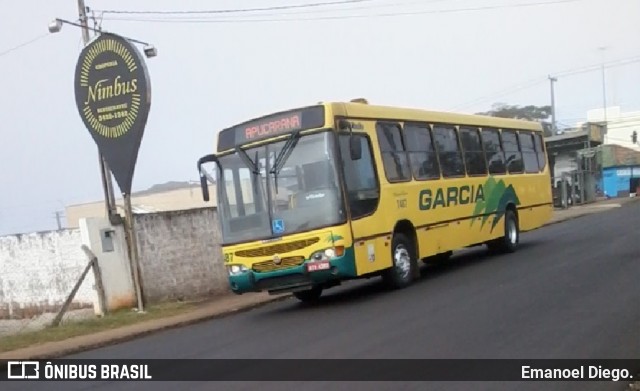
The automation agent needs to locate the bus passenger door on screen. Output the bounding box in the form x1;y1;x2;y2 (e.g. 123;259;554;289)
338;124;389;276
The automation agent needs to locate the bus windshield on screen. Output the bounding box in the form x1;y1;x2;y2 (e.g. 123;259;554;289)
216;130;346;244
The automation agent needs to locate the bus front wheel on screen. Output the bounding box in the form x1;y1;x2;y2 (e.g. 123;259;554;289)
382;233;417;289
293;286;323;303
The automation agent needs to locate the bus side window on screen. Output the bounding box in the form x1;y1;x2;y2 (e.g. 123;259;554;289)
518;131;539;173
376;122;411;182
433;125;465;177
481;128;507;175
339;134;380;219
502;130;524;173
459;126;487;176
404;123;440;180
533;133;547;171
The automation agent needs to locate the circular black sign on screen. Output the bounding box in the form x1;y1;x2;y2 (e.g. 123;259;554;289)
74;33;151;195
74;33;150;140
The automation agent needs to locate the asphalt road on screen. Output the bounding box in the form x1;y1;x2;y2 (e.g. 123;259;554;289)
5;201;640;391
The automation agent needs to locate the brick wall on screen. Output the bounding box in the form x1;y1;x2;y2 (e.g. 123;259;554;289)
134;207;228;304
0;229;96;319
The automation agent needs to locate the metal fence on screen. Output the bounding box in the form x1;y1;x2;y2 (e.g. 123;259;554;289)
552;169;599;209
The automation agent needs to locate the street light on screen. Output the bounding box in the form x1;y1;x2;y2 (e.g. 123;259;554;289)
47;17;157;58
48;19;63;33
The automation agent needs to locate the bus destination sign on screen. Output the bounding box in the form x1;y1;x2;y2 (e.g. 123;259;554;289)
217;105;325;151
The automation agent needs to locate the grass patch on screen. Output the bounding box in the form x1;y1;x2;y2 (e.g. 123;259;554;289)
0;301;198;353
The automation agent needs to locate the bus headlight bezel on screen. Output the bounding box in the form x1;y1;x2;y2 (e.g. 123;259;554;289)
309;246;344;262
227;264;249;276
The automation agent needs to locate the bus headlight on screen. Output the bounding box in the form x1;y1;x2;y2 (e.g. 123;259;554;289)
309;246;345;261
227;264;248;276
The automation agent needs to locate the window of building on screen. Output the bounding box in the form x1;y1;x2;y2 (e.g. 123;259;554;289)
459;126;487;176
481;128;507;174
403;123;440;180
376;122;411;182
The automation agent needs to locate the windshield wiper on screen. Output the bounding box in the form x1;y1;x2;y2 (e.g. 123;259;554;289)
235;146;260;175
270;130;301;193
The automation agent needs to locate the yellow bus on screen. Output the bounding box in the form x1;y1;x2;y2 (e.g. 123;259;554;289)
197;99;553;303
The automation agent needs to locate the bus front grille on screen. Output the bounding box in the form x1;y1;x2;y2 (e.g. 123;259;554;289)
235;238;320;257
254;274;309;291
252;256;305;273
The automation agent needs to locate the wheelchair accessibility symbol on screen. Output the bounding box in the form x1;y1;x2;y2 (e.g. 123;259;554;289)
272;219;285;234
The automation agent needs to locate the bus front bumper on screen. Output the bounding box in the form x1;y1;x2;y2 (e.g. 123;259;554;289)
227;247;356;295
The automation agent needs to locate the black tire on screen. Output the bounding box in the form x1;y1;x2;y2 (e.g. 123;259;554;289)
487;209;519;254
293;286;323;303
382;233;417;289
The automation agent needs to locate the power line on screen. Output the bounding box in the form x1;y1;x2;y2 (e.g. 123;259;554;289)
101;0;584;23
96;0;375;15
449;77;550;111
552;55;640;78
556;115;640;130
0;33;50;58
607;136;639;142
102;0;448;20
450;54;640;111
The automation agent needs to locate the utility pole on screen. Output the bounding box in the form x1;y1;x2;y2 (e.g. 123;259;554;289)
55;211;63;230
549;75;557;134
598;47;608;142
77;0;117;220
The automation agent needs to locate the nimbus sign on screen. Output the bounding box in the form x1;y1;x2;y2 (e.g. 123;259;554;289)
74;32;151;195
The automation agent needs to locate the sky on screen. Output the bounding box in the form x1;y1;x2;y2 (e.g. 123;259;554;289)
0;0;639;235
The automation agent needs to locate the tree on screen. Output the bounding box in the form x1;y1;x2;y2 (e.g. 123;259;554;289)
476;103;551;122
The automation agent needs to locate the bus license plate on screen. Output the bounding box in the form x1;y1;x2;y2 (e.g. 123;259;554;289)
307;261;330;272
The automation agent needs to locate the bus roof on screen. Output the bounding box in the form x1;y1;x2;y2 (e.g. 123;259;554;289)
330;101;543;131
215;100;543;153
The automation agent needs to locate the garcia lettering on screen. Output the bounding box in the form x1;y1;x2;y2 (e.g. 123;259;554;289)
419;185;485;210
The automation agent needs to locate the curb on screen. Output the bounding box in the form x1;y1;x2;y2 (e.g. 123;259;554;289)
0;294;291;364
544;212;604;228
543;197;640;228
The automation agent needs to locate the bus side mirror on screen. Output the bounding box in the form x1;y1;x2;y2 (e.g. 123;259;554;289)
200;171;210;202
338;119;362;161
197;154;220;202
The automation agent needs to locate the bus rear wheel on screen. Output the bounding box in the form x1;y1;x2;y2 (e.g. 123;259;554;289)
382;233;417;289
487;209;519;254
293;286;323;303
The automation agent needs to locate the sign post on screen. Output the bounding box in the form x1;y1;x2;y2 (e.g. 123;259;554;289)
74;32;152;312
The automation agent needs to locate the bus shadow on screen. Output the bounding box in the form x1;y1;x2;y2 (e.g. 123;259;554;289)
267;240;543;313
418;240;541;278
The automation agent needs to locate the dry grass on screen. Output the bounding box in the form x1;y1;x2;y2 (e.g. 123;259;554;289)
0;301;198;353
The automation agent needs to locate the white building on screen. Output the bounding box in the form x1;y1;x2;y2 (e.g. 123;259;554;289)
583;106;640;150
